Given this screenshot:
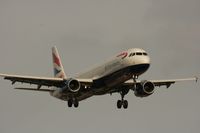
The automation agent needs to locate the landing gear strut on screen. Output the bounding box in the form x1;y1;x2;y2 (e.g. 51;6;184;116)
68;98;79;108
116;75;138;109
133;75;138;90
117;91;128;109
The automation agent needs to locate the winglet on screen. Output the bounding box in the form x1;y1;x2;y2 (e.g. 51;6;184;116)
52;46;67;79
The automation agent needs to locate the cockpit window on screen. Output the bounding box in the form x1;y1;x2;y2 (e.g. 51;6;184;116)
129;52;147;57
129;53;135;57
143;53;148;56
136;52;142;55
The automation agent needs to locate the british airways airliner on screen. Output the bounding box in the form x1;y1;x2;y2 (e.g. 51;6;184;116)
0;46;197;109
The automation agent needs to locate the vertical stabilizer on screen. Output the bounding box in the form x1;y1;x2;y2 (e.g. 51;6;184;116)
52;46;67;79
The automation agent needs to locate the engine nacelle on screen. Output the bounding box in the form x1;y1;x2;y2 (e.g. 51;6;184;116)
62;78;81;93
134;81;155;97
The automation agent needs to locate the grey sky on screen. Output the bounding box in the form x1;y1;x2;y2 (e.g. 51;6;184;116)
0;0;200;133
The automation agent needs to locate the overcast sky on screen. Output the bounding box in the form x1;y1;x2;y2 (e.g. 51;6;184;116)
0;0;200;133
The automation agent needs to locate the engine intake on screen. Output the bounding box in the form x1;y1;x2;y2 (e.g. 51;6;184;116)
62;78;81;93
134;81;155;97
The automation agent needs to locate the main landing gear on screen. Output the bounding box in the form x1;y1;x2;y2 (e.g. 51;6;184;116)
133;75;138;90
116;75;138;109
117;93;128;109
68;98;79;108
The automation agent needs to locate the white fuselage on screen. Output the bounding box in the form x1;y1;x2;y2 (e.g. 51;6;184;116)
77;48;150;80
52;48;151;100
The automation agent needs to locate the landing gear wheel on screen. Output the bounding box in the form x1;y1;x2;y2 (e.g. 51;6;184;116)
74;100;79;108
117;100;122;109
123;100;128;109
68;99;73;107
117;91;129;109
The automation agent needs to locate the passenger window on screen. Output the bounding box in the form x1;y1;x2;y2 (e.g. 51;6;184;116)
143;53;148;56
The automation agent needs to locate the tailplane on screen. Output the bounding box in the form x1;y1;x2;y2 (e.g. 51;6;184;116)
52;46;67;79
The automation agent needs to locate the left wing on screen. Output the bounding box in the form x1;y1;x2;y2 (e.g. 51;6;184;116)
0;74;64;88
123;77;198;88
0;74;93;91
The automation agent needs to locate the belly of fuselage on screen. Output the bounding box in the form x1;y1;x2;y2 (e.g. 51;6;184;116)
92;63;150;95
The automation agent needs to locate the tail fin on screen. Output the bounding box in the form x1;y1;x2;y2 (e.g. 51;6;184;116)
52;46;67;79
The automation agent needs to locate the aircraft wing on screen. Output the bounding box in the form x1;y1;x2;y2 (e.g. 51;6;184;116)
123;77;198;88
0;74;93;91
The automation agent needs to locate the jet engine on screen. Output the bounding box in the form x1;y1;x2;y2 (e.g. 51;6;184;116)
62;78;81;93
134;81;155;97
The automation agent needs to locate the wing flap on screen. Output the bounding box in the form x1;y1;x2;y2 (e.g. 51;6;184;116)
0;73;64;87
76;78;93;86
151;77;198;88
123;77;198;88
15;87;53;92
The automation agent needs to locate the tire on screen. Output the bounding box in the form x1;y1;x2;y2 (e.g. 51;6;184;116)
117;100;122;109
74;100;79;108
68;99;73;107
123;100;128;109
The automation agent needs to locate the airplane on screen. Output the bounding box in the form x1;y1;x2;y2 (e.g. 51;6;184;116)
0;46;198;109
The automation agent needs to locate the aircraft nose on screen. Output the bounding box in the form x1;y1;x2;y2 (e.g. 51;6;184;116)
142;56;150;64
137;55;150;65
